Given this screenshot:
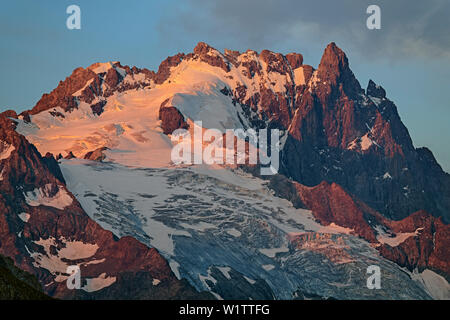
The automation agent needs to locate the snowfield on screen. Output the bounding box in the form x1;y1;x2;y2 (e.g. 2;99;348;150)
24;184;73;210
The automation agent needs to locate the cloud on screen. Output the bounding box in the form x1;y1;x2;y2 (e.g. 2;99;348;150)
158;0;450;60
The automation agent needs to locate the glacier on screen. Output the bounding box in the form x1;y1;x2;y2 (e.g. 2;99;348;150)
60;159;432;299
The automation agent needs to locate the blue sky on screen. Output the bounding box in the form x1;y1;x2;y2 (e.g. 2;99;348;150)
1;0;449;171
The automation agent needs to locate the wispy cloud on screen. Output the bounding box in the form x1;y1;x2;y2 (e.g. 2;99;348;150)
159;0;450;60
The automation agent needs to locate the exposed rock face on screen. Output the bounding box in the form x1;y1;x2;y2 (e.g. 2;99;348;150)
0;114;210;299
266;173;449;279
294;181;380;243
24;62;153;118
29;67;96;115
42;152;66;184
285;53;303;69
159;99;189;134
278;43;450;223
1;110;18;119
64;151;76;159
194;42;230;73
83;147;109;162
367;79;386;98
90;100;107;116
154;53;185;84
379;210;449;277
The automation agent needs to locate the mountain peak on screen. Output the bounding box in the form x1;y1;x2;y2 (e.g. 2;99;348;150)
87;61;119;74
316;42;361;99
285;52;303;69
193;41;217;54
193;41;230;72
367;79;386;99
318;42;350;76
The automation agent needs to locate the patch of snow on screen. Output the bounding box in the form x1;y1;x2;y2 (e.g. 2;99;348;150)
293;66;306;86
318;223;353;235
31;237;99;276
115;66;127;78
58;241;98;260
347;132;376;152
199;268;218;289
73;79;94;96
24;184;73;210
152;279;161;286
376;226;422;247
31;238;71;275
169;260;181;279
179;221;216;232
89;62;114;74
383;172;392;180
369;96;382;106
259;246;289;258
30;237;111;291
360;133;373;151
83;258;106;266
18;212;30;222
217;266;232;280
82;273;116;292
409;269;450;300
244;276;256;285
226;228;241;237
123;73;147;85
211;292;224;300
307;70;321;91
262;264;275;271
347;139;358;150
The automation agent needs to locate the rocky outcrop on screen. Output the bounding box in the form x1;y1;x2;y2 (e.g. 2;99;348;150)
194;42;230;73
154;53;185;85
285;53;303;70
294;181;380;243
380;211;450;277
315;42;363;101
1;110;18;119
83;147;108;162
159;99;189;134
265;173;449;279
25;62;153;117
42;152;66;184
367;79;386;98
90;100;107;116
278;43;450;223
29;67;97;115
64;151;76;159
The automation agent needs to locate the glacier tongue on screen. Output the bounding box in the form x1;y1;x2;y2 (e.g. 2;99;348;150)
60;159;431;299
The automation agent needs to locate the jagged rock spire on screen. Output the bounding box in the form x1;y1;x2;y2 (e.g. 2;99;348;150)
317;42;362;99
